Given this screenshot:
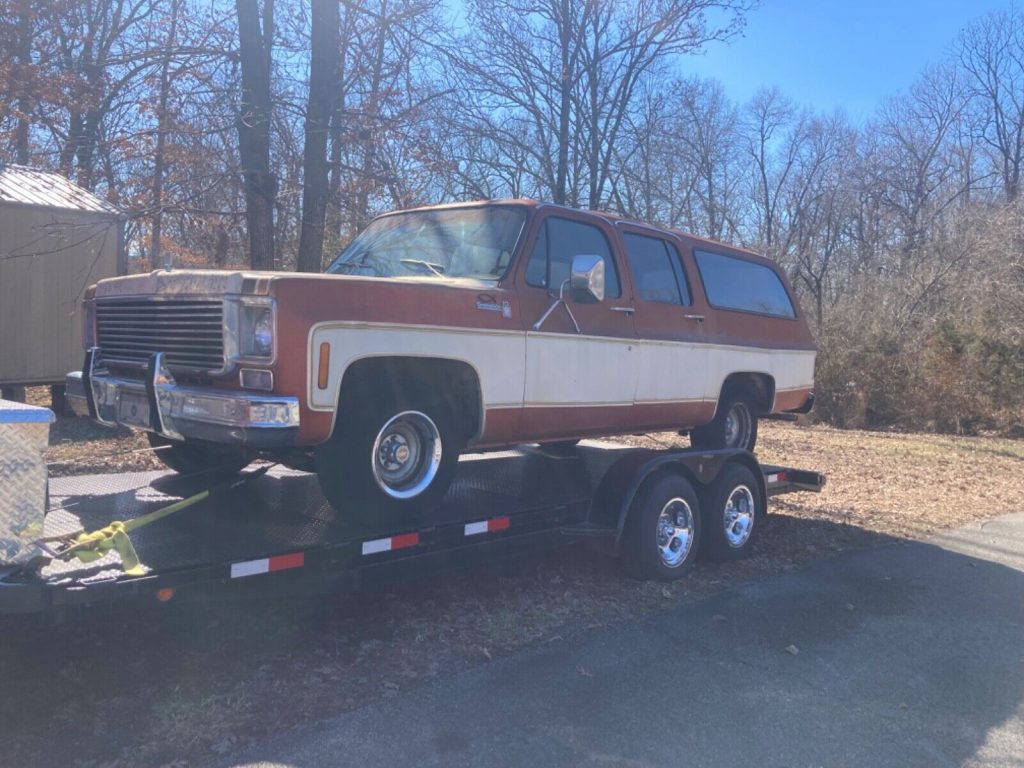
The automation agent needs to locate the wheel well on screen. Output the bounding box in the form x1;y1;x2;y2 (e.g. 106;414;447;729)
336;356;483;441
720;373;775;416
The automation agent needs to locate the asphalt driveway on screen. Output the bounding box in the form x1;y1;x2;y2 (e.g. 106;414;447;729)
220;513;1024;768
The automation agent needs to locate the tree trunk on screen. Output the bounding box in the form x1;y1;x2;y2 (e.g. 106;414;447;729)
235;0;277;271
554;0;571;206
149;0;181;271
296;0;340;273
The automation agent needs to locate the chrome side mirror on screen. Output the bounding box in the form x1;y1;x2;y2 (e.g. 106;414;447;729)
569;254;605;303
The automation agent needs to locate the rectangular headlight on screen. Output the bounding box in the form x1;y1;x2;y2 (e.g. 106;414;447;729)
239;299;275;359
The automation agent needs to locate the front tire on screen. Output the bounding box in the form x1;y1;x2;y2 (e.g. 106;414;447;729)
146;433;250;476
691;387;759;453
315;391;463;526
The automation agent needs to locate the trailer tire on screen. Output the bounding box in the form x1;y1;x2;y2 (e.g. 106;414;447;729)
691;386;758;453
315;391;462;526
147;433;250;476
699;462;763;562
623;472;701;582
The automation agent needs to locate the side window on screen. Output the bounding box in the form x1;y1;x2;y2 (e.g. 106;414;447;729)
525;223;547;287
694;250;796;318
623;233;691;306
525;217;621;298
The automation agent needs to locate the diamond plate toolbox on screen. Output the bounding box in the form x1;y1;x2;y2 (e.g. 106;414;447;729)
0;399;54;564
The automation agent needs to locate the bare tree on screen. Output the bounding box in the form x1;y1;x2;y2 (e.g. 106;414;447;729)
296;0;339;273
235;0;276;269
959;7;1024;202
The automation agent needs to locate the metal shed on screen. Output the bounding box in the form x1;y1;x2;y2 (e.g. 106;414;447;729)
0;166;125;401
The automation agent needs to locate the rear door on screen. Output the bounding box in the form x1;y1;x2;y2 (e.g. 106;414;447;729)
617;225;712;430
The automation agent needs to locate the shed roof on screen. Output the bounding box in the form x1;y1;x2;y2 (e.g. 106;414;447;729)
0;165;121;216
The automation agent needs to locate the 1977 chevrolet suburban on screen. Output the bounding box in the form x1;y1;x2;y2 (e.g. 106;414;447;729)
67;200;816;519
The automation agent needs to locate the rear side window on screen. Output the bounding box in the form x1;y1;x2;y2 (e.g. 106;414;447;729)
525;217;621;298
694;250;796;318
623;233;691;305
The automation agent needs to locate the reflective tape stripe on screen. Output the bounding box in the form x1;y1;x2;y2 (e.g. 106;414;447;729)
766;472;787;484
362;532;420;555
230;552;305;579
464;516;510;536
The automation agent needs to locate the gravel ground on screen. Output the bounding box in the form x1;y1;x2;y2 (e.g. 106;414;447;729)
2;394;1023;767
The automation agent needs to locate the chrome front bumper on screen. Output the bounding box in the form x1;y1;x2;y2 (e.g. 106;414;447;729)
66;349;299;448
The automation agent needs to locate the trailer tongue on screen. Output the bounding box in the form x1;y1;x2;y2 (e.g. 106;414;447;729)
0;442;824;620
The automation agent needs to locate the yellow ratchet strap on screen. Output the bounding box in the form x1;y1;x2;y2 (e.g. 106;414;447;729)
55;465;270;576
59;489;211;576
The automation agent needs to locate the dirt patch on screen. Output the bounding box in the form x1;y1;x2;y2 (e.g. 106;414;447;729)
1;410;1022;767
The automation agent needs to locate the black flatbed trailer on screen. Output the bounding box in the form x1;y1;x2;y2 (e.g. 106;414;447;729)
0;441;824;620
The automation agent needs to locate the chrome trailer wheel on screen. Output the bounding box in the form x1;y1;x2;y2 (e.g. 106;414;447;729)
623;473;702;581
655;497;696;568
700;462;764;562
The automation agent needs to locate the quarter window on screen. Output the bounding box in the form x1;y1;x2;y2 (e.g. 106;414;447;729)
525;217;621;298
694;250;796;318
623;233;691;305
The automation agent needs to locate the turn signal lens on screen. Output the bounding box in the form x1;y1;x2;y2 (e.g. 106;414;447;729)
318;343;330;390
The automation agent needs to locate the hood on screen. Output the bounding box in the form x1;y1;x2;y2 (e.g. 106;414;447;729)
92;269;498;300
93;269;276;298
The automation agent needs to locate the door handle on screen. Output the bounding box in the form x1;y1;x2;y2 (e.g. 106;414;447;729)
610;306;635;314
683;314;705;323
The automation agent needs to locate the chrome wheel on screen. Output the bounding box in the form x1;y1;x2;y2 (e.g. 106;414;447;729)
724;401;753;449
655;497;695;568
723;485;756;548
371;410;443;499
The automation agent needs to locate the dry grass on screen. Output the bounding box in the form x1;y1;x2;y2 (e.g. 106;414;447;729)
3;393;1022;767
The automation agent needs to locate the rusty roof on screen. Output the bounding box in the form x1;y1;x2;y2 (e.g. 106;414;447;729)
0;165;121;216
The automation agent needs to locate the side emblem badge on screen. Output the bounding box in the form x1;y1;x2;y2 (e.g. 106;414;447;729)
476;295;513;319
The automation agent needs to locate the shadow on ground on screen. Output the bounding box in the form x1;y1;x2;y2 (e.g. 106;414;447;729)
0;508;939;767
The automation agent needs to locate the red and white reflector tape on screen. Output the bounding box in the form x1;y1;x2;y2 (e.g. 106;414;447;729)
361;532;420;556
464;516;511;537
230;552;305;579
766;472;788;484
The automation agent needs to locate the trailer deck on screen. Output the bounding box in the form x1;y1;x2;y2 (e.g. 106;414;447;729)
0;442;824;618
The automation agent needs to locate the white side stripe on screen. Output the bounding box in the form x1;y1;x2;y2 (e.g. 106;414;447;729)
230;559;269;578
361;538;391;555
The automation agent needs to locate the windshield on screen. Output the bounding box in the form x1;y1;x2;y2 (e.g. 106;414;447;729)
326;206;528;280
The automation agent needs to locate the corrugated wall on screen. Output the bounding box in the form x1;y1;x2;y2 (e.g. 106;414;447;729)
0;205;122;384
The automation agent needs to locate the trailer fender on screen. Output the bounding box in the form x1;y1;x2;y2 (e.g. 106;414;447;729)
589;449;766;550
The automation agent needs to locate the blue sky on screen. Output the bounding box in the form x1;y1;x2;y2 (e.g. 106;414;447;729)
683;0;1012;119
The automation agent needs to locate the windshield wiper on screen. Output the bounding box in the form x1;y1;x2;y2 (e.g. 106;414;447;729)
399;258;447;277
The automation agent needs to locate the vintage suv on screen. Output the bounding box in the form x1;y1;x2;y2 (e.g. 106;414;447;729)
67;200;815;520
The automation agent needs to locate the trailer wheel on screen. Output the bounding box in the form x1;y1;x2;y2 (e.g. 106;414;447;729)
315;392;462;525
691;386;758;453
699;462;763;562
147;433;250;476
623;473;701;581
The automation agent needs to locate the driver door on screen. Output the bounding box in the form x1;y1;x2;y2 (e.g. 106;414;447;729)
515;212;638;441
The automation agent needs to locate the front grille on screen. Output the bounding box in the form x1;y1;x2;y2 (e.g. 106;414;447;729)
95;298;225;373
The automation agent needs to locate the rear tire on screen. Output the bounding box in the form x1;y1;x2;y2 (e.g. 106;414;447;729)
147;433;250;476
691;386;759;453
622;472;702;581
314;389;463;526
699;462;763;562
